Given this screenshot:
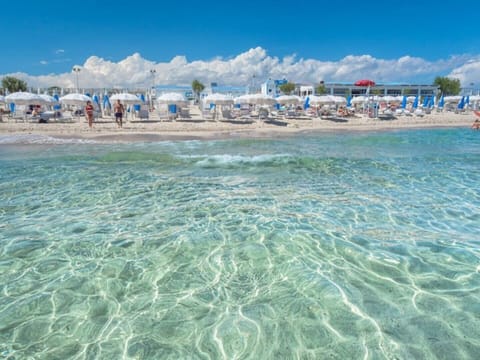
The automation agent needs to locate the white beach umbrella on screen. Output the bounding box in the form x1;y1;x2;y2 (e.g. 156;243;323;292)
110;93;143;105
351;96;368;104
234;93;276;105
308;95;335;105
203;93;234;105
38;94;58;104
5;91;44;105
331;95;347;105
275;95;302;105
0;95;5;104
444;95;462;103
157;92;188;105
60;93;92;106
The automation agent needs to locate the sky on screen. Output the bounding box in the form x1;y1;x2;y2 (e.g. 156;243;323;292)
1;0;479;90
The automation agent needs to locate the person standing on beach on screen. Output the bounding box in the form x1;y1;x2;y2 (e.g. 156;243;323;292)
85;100;94;128
114;100;125;128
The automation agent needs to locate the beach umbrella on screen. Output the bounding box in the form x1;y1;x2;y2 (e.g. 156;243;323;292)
331;95;347;105
304;96;310;109
275;95;302;105
103;94;111;109
401;96;407;109
428;96;435;108
53;94;61;110
0;95;5;104
346;96;352;107
38;94;58;104
438;95;445;108
234;93;276;105
412;96;418;109
308;95;336;106
422;96;429;107
457;96;465;110
351;95;368;104
5;91;44;105
444;96;462;103
354;79;376;87
60;93;92;106
110;93;143;105
157;92;188;105
203;93;234;105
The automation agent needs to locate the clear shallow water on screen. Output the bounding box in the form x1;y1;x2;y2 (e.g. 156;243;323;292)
1;128;479;359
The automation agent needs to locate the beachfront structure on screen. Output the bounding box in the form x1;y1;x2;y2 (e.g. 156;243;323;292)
261;78;288;98
295;82;439;98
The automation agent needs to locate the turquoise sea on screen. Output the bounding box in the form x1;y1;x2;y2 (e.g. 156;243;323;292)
1;128;479;359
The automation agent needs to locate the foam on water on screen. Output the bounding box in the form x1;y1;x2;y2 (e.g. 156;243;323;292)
0;134;98;145
1;128;479;359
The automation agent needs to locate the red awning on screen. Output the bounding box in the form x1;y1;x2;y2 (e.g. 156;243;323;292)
354;79;376;86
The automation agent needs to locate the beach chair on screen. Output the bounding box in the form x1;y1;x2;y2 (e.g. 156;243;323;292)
179;107;190;119
138;109;149;120
221;108;236;120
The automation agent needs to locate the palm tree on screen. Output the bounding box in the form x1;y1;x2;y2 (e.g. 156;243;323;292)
192;80;205;104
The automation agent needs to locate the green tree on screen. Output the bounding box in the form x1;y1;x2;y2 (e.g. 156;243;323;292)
191;79;205;104
279;82;296;95
1;76;27;93
315;83;327;95
434;76;461;96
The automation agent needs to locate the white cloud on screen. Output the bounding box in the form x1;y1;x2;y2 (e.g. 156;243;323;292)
55;49;65;54
448;57;480;86
3;47;480;89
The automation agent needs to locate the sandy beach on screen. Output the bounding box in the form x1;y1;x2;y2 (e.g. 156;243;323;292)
0;109;476;143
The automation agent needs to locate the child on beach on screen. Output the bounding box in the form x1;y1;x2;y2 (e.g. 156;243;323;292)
85;101;94;128
114;100;125;128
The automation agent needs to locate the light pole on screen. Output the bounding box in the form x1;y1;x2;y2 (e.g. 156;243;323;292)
72;66;81;92
150;69;156;110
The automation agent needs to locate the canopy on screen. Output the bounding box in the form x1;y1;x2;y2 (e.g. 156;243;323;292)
354;79;376;87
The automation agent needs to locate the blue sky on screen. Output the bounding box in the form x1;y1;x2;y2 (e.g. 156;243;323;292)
2;0;479;88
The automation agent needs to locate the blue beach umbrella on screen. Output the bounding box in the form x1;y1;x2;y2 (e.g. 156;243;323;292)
422;96;429;107
465;95;470;107
457;96;465;110
412;96;418;109
53;93;61;110
401;96;407;109
304;96;310;109
92;94;100;110
346;96;352;107
428;96;435;108
103;94;111;109
438;95;445;109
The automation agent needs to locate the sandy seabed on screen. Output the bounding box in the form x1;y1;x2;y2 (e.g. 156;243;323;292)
0;110;477;143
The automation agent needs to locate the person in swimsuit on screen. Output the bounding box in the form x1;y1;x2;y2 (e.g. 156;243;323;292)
85;100;94;128
114;100;125;128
